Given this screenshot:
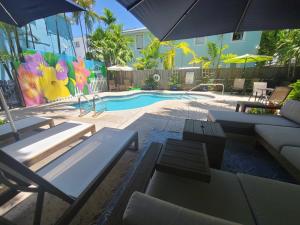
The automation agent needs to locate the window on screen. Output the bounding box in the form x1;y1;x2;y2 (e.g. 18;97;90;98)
136;34;144;50
195;37;205;45
74;41;80;48
232;32;244;41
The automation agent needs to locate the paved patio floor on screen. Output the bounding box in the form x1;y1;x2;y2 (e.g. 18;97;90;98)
0;91;248;225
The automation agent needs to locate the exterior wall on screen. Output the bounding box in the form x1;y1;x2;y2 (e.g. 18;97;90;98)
123;28;262;69
0;14;75;80
73;36;87;59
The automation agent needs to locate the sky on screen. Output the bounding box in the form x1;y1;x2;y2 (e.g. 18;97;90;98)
71;0;143;37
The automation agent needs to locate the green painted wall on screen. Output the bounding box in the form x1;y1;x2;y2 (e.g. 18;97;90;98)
124;28;262;69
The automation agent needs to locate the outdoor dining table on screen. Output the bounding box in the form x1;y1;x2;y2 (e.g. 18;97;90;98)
256;87;274;101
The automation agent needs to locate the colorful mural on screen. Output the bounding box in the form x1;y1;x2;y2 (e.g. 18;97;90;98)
16;50;106;107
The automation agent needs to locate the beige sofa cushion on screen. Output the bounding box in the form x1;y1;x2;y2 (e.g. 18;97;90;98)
238;173;300;225
123;192;241;225
146;170;255;225
280;146;300;171
280;100;300;124
208;110;299;131
255;125;300;151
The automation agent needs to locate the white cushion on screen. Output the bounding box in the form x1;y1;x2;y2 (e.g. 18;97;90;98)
280;100;300;124
37;127;137;198
146;170;255;225
280;146;300;171
255;125;300;151
208;110;299;130
238;173;300;225
2;121;94;165
123;192;241;225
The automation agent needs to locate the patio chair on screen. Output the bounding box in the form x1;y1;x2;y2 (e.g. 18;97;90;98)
231;78;245;94
236;86;292;112
2;121;96;166
0;127;138;225
248;82;267;101
109;80;117;91
0;116;54;140
124;79;132;90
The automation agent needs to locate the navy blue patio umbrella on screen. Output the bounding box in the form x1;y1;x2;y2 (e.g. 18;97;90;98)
0;0;84;27
116;0;300;41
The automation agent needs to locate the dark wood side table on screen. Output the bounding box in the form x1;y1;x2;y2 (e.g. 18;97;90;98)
183;119;226;169
156;139;211;182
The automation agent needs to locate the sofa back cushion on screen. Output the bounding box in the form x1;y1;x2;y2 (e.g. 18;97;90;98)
280;100;300;124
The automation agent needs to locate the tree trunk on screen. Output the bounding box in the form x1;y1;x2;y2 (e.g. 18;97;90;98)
13;27;24;62
55;15;61;54
64;13;77;57
29;24;35;49
25;25;29;48
79;17;87;57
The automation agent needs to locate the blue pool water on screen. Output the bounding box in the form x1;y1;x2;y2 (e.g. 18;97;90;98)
75;92;212;112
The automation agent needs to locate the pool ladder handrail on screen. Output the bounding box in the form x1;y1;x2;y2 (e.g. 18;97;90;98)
78;94;93;117
92;94;106;117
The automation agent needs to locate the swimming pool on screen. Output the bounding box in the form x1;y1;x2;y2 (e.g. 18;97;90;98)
74;92;213;112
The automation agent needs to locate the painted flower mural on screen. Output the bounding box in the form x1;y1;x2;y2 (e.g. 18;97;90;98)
73;58;91;91
16;51;106;107
39;65;70;101
17;65;45;106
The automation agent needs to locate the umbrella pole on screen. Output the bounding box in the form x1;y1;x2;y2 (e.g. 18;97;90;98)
0;87;19;140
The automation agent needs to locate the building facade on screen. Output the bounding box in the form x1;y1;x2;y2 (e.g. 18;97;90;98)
0;14;75;79
73;36;88;59
123;27;262;69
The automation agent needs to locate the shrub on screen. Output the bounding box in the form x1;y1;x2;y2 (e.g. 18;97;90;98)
0;119;7;125
247;108;276;115
168;73;181;90
144;76;158;90
288;80;300;101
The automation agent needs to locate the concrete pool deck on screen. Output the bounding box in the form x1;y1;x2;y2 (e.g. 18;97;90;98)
0;91;249;225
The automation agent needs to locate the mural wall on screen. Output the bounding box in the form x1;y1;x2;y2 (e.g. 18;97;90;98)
16;50;106;107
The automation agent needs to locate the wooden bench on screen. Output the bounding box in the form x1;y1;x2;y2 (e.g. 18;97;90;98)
0;127;138;225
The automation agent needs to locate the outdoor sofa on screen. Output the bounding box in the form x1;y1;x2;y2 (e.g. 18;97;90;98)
122;149;300;225
207;100;300;135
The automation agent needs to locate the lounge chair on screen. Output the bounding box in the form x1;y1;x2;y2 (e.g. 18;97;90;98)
0;127;138;225
0;116;54;140
109;80;117;91
124;79;132;90
236;86;292;112
2;121;96;166
208;100;300;134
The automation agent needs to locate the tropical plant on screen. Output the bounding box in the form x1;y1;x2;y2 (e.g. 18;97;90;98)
0;119;7;125
72;0;100;55
168;72;181;90
160;41;194;70
144;76;158;90
288;80;300;101
258;30;281;57
100;8;116;27
134;37;161;70
276;30;300;65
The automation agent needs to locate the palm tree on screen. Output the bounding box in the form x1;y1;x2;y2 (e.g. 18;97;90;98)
100;8;116;27
160;41;195;70
72;0;100;57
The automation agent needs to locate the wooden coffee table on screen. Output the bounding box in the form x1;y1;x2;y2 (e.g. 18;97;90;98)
183;119;226;169
156;139;211;182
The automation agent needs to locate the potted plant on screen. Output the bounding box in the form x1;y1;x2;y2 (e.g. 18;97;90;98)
168;72;181;90
144;76;159;90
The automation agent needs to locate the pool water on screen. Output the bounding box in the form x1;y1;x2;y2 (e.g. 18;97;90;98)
75;93;212;112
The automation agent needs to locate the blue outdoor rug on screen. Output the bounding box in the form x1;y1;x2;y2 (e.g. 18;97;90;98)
143;129;295;183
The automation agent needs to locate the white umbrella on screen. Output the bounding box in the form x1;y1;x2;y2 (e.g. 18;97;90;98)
107;65;134;71
0;87;18;139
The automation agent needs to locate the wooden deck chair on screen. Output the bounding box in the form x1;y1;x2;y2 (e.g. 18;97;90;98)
0;116;54;140
236;86;292;112
0;127;138;225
